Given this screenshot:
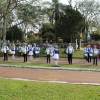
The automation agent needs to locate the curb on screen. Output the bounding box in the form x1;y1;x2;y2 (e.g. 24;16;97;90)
0;64;100;72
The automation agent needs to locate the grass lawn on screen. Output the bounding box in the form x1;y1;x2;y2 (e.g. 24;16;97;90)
0;49;100;99
0;61;100;70
0;78;100;100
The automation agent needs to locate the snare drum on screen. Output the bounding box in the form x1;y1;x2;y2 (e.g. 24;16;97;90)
89;53;93;57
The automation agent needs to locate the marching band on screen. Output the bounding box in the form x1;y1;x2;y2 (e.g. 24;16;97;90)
0;42;100;66
83;44;99;66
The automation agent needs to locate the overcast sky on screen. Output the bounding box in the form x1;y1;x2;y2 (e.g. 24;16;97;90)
42;0;75;6
42;0;69;4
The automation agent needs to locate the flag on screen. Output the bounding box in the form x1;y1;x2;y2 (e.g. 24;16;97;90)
90;28;92;37
80;31;82;38
90;28;92;34
84;27;87;37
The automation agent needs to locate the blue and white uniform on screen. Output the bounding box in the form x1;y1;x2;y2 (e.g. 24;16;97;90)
53;49;59;59
35;46;40;54
2;44;9;61
1;45;9;53
50;46;54;56
86;45;93;63
11;46;15;54
86;47;93;57
83;47;87;57
93;45;99;66
17;46;22;53
28;46;33;55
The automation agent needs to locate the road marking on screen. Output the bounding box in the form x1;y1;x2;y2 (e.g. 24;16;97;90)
38;78;57;81
0;77;100;86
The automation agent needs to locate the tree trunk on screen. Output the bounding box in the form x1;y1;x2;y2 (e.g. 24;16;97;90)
3;15;6;44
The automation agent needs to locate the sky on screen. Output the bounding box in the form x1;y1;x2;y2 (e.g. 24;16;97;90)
42;0;69;4
42;0;75;6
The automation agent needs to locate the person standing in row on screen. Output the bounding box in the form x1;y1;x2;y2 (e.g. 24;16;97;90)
66;43;74;65
45;45;51;63
92;45;99;66
52;45;59;66
83;46;88;61
33;43;37;59
86;45;93;63
35;45;40;58
11;44;15;59
1;43;9;62
50;45;54;61
98;46;100;60
22;43;29;62
17;44;22;58
28;44;33;60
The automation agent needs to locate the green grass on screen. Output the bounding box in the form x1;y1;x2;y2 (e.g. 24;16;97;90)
0;78;100;100
0;49;100;100
0;61;100;70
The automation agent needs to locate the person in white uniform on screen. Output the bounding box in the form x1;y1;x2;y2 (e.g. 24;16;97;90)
11;44;15;59
1;43;9;62
83;46;88;61
86;45;93;63
52;45;60;66
22;43;29;62
50;45;54;61
66;43;74;65
45;44;51;63
28;44;33;60
92;45;99;66
17;44;22;57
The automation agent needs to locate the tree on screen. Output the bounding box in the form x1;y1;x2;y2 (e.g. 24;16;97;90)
40;23;55;41
6;25;23;42
75;0;100;30
57;5;84;42
0;0;18;43
0;0;40;44
43;32;55;40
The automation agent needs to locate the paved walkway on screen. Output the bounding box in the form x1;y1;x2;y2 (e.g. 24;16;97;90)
0;66;100;85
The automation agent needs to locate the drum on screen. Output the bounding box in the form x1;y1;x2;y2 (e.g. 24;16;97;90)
69;52;72;54
8;49;11;54
84;53;87;57
22;48;26;54
93;51;99;57
35;51;39;54
89;53;93;57
47;49;50;55
1;48;4;52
